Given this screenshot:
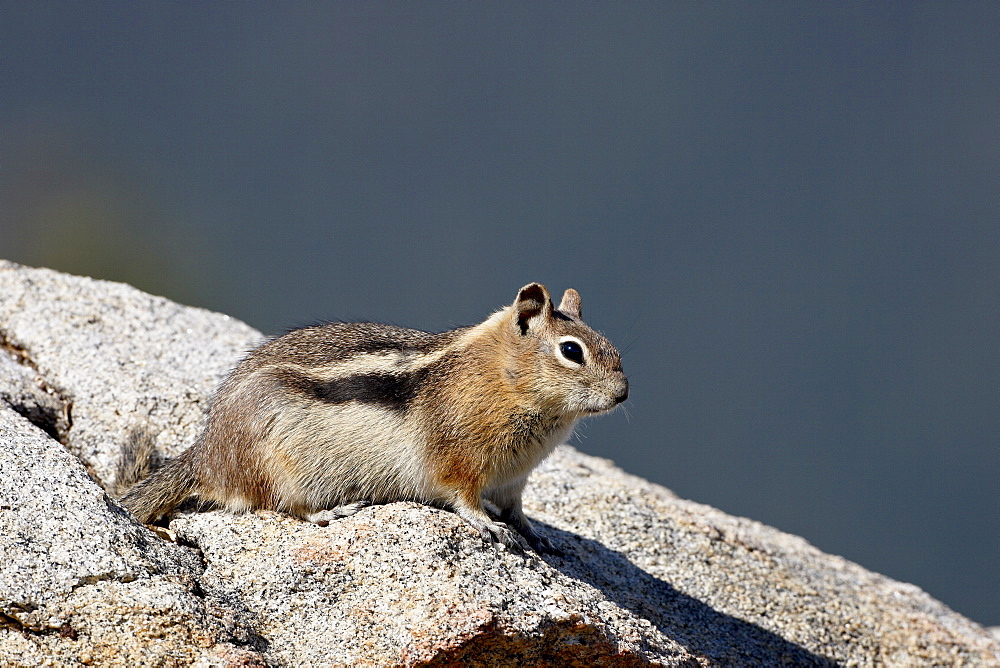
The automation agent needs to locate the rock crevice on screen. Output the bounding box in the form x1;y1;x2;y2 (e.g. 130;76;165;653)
0;334;73;445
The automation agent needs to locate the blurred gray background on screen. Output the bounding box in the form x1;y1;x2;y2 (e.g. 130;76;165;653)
2;3;997;625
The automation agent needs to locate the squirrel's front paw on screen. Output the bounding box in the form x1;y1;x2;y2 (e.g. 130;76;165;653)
525;532;563;556
475;519;528;553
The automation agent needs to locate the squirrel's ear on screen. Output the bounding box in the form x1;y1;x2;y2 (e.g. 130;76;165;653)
558;289;582;319
513;283;552;335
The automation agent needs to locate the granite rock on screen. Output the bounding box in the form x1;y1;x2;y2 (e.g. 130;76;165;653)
0;260;262;488
0;406;265;666
1;260;998;666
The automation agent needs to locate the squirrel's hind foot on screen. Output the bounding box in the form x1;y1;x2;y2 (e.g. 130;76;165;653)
304;501;370;526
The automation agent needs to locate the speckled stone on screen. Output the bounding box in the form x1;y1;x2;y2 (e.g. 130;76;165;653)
0;260;262;489
0;406;265;666
2;260;998;666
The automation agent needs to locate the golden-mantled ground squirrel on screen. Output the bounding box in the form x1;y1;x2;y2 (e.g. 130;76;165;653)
120;283;628;552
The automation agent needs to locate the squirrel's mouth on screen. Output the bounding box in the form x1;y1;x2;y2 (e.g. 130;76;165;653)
570;381;628;415
590;387;629;414
581;401;618;415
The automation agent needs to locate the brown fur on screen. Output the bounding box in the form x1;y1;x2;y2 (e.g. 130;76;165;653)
120;283;628;552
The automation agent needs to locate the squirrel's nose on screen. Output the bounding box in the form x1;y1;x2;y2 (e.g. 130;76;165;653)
613;379;629;404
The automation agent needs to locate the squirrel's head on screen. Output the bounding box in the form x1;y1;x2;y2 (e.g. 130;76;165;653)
503;283;629;416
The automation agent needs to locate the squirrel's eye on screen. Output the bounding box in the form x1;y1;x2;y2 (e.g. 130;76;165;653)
559;340;585;365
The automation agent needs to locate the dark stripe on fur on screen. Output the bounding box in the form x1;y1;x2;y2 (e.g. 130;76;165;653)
278;368;428;411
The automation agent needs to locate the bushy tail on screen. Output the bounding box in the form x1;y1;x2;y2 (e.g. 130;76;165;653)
116;429;199;524
114;429;160;496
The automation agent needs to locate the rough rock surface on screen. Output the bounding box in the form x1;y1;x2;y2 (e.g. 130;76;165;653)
1;260;998;667
0;260;262;488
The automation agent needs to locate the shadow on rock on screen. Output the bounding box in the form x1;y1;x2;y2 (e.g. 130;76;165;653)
538;523;839;667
